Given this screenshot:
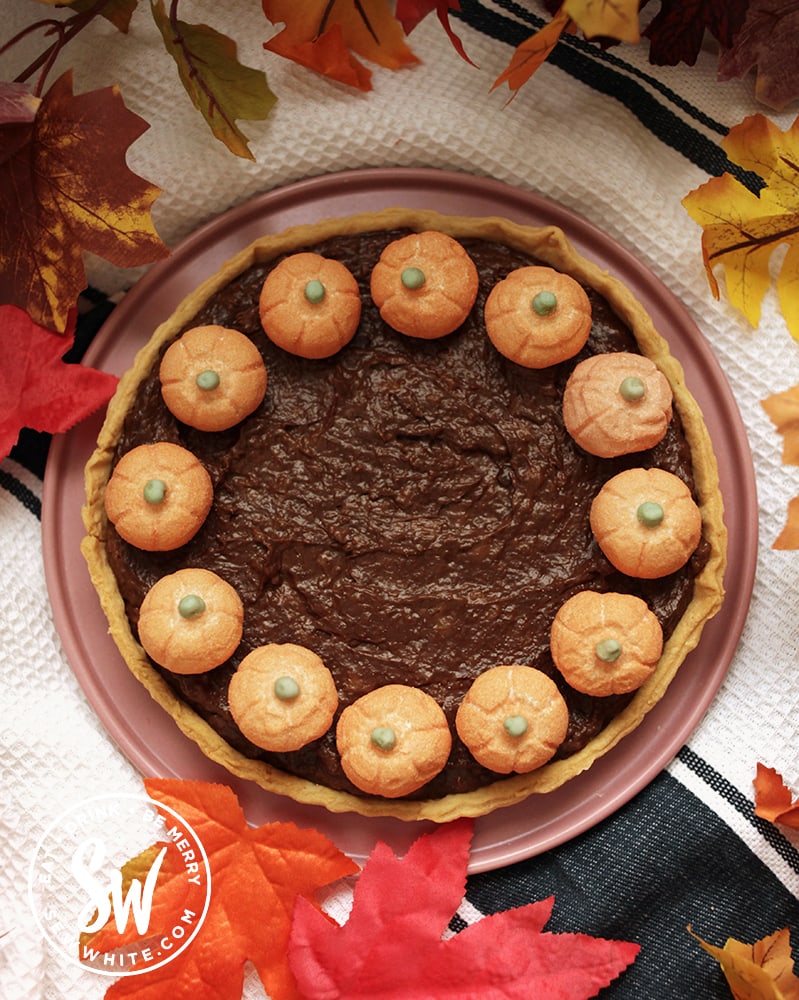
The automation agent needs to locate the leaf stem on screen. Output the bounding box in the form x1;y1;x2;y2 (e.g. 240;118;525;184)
6;0;116;96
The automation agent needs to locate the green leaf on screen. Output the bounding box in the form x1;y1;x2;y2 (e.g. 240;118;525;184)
151;0;276;160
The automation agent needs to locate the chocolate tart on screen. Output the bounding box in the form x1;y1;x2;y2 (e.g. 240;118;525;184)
81;208;726;822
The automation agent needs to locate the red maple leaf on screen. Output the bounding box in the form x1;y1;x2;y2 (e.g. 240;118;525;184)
289;819;640;998
87;780;358;1000
643;0;749;66
0;305;118;461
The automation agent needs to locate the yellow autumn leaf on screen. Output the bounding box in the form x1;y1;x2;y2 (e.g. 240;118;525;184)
762;385;799;548
690;926;799;1000
683;114;799;340
563;0;640;43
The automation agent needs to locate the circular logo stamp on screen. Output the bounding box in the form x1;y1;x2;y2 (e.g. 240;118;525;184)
28;792;211;977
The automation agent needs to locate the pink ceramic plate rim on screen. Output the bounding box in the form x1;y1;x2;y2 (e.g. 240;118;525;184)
42;168;757;872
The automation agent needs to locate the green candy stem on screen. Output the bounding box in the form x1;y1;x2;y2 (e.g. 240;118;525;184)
274;676;300;701
619;376;646;402
503;715;528;738
637;501;665;527
196;369;220;391
595;638;622;662
532;290;557;316
371;725;397;751
178;594;206;619
143;478;166;505
401;266;425;290
305;279;326;304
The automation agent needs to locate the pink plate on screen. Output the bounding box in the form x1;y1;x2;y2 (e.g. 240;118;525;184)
42;168;756;873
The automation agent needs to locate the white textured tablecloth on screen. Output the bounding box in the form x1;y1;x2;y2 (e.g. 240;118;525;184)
2;3;799;997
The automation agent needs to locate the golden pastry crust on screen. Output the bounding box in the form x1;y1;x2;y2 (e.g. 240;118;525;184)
369;230;478;339
455;665;569;774
228;643;338;753
159;324;267;432
590;467;703;579
104;442;213;551
82;207;727;823
484;265;592;368
336;684;452;798
563;352;673;457
259;252;361;359
138;568;243;675
550;591;664;696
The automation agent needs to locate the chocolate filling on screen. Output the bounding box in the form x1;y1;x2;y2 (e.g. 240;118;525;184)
107;231;708;799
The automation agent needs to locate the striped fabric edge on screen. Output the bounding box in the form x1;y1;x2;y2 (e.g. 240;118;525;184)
0;459;42;521
671;745;799;899
455;0;763;193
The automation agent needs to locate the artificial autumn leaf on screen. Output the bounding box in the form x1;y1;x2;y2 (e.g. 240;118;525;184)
753;763;799;829
690;926;799;1000
263;0;419;92
563;0;640;43
0;305;118;462
0;81;40;125
0;70;168;334
491;9;573;99
78;840;201;971
395;0;475;67
152;0;276;160
290;818;640;999
86;779;357;1000
643;0;748;67
718;1;799;112
761;385;799;548
682;114;799;342
34;0;139;33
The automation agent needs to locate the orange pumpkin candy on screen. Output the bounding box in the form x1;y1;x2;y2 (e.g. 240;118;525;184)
336;684;452;797
159;324;267;432
455;664;569;774
550;590;663;696
138;567;244;675
590;467;702;579
103;441;213;551
563;351;673;457
484;265;592;368
259;252;361;359
369;230;479;339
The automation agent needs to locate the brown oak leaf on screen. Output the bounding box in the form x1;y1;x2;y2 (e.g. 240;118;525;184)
718;0;799;111
644;0;749;67
0;71;168;333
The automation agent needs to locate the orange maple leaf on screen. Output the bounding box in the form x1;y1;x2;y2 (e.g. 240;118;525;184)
690;926;799;1000
761;385;799;548
262;0;419;91
753;762;799;829
0;71;168;334
491;8;573;99
84;780;358;1000
682;114;799;342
